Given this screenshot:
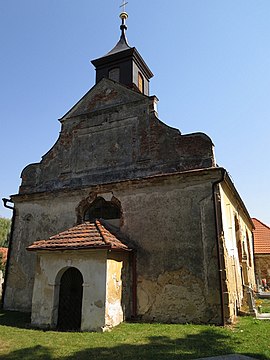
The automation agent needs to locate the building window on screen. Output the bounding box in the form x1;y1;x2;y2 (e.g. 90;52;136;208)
234;216;242;262
108;68;120;82
246;231;252;267
84;197;121;227
138;72;144;93
242;240;247;260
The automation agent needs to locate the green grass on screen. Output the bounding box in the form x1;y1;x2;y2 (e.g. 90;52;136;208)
258;298;270;313
0;311;270;359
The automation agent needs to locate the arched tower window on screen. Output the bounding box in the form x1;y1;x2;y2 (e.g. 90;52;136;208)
84;197;121;227
109;68;120;82
138;72;144;93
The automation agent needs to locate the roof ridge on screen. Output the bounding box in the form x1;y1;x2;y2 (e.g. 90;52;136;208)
95;219;111;246
252;217;270;231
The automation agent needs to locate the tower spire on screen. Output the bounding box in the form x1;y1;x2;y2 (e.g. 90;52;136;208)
91;0;153;94
119;1;128;39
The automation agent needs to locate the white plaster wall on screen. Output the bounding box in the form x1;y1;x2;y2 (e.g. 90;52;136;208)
105;257;124;329
31;250;107;331
5;191;84;311
220;183;255;281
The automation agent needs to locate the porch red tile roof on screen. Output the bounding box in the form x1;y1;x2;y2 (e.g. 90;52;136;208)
252;218;270;254
27;220;131;252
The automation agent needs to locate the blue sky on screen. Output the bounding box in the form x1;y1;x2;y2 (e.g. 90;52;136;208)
1;1;269;225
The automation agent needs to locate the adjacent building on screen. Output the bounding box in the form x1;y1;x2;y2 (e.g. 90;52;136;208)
0;247;8;299
252;218;270;290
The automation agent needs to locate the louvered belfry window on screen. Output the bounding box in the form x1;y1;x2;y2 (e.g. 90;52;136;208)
138;72;144;93
108;67;120;82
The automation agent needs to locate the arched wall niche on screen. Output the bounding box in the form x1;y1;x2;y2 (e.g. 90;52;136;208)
76;193;123;228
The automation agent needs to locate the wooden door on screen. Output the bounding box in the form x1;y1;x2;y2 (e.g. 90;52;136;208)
57;267;83;331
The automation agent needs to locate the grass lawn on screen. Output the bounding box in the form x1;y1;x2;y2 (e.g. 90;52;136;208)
0;310;270;360
256;298;270;313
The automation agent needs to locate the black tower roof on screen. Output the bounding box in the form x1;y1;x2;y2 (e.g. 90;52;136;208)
91;10;153;95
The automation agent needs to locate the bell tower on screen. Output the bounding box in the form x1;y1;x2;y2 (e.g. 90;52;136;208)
91;7;153;95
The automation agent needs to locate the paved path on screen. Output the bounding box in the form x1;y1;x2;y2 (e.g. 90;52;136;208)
256;312;270;319
257;291;270;299
195;355;258;360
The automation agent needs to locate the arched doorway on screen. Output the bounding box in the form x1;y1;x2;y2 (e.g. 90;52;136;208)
57;267;83;331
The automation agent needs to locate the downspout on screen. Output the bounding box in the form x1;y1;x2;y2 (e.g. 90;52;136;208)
131;250;137;318
212;169;226;325
1;198;16;309
251;230;258;290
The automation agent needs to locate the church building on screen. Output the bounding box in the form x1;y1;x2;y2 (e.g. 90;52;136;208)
3;10;256;331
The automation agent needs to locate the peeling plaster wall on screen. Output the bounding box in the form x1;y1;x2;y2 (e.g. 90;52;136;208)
219;183;255;322
105;252;132;328
105;256;124;328
137;269;220;323
6;169;224;324
19;79;215;195
118;173;222;324
4;192;83;311
31;250;107;331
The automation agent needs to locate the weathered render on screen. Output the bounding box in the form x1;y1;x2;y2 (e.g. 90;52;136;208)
19;78;215;195
3;11;256;330
30;250;130;331
219;181;256;321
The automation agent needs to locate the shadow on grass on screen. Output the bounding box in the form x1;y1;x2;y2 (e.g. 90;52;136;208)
0;345;53;360
0;310;31;329
59;331;267;360
0;311;268;360
0;329;267;360
0;344;269;360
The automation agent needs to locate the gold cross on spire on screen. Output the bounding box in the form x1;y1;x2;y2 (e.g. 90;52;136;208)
119;0;128;22
120;1;128;13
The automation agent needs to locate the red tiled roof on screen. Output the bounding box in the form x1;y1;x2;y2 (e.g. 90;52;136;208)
0;247;8;265
252;218;270;254
27;220;131;252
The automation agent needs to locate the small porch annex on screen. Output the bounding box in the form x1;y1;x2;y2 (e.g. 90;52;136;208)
27;220;133;332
